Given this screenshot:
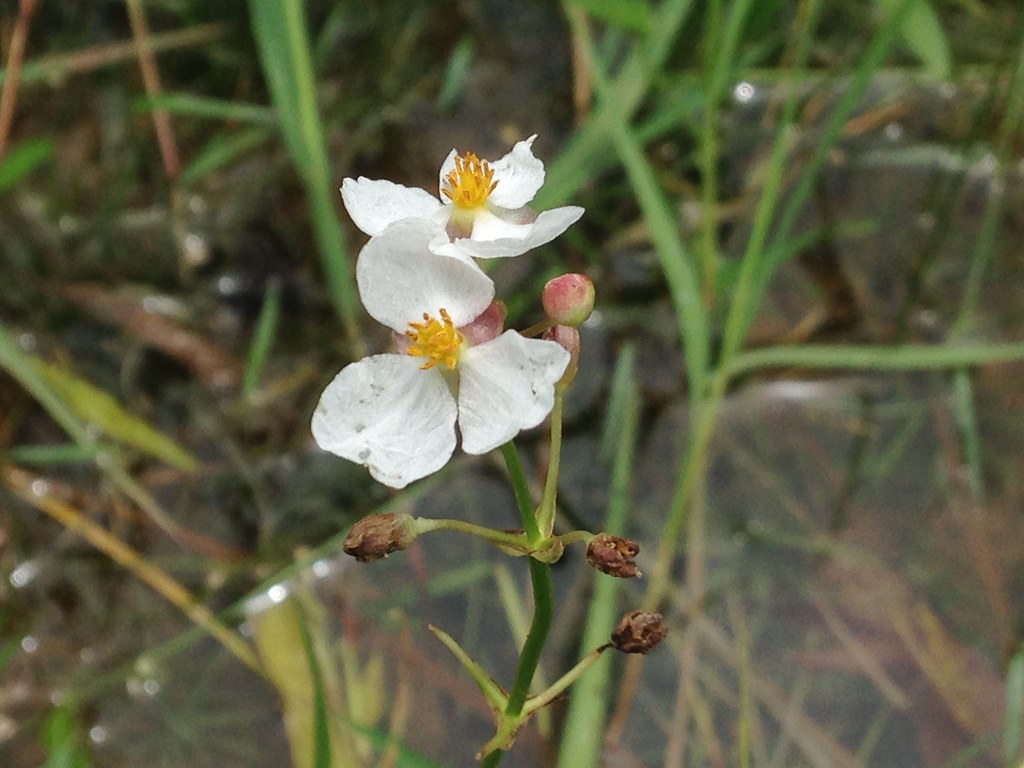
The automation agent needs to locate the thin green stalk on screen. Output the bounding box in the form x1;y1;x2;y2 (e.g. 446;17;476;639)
242;278;282;396
724;341;1024;376
538;0;696;209
505;559;554;717
566;8;710;403
698;0;754;299
249;0;361;349
416;517;532;552
500;442;540;542
1005;643;1024;765
484;442;558;767
698;0;723;298
718;0;822;363
536;392;564;537
557;347;640;768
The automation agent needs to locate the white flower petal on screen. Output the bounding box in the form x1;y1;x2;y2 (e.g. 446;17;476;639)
437;148;459;199
470;208;534;242
357;218;494;331
488;135;545;209
451;206;585;259
457;331;570;455
341;177;442;237
311;355;457;489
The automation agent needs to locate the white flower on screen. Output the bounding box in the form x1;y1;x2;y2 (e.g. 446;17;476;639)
311;219;571;489
340;135;584;260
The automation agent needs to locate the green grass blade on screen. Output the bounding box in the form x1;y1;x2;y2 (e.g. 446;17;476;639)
242;279;282;397
1005;644;1024;765
0;137;53;191
724;0;914;353
32;359;198;472
133;93;278;125
537;0;696;208
567;8;710;400
556;346;640;768
297;608;334;768
5;444;101;465
573;0;652;33
0;323;93;447
249;0;361;348
725;341;1024;377
180;127;273;185
874;0;951;80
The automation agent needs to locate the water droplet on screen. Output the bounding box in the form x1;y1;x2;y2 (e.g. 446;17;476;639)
10;560;39;588
30;479;49;497
20;635;39;654
267;583;288;604
217;275;239;295
182;233;210;268
17;333;37;352
188;195;208;215
89;725;109;745
884;122;903;141
733;81;756;104
128;676;162;698
311;559;332;579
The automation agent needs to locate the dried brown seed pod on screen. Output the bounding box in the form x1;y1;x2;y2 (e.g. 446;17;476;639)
610;610;667;654
586;533;641;578
343;513;417;563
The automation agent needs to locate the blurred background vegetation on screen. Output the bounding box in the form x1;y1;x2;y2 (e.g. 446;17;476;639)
2;0;1024;766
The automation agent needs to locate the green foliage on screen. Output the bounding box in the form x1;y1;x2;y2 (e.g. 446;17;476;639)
41;705;93;768
33;359;198;472
573;0;652;33
0;137;53;192
875;0;952;80
249;0;360;346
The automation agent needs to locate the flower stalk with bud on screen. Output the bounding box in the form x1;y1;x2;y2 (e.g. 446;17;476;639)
311;137;662;765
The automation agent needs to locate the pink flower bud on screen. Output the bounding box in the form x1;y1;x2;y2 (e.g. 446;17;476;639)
542;273;595;327
542;324;580;387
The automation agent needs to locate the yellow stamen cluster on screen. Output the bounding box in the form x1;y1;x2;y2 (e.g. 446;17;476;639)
441;152;497;210
405;308;463;370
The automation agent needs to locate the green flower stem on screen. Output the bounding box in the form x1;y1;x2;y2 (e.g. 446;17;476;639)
553;530;593;548
536;392;565;538
522;644;609;716
415;518;531;553
500;441;540;543
505;558;554;716
482;441;559;767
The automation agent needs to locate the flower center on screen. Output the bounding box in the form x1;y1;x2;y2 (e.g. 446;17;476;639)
441;152;497;210
405;308;464;370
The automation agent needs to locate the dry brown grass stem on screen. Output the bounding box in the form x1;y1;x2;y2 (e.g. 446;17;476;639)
0;0;37;160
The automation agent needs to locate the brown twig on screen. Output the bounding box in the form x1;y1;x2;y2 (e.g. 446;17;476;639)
0;23;226;87
125;0;179;179
0;0;37;161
